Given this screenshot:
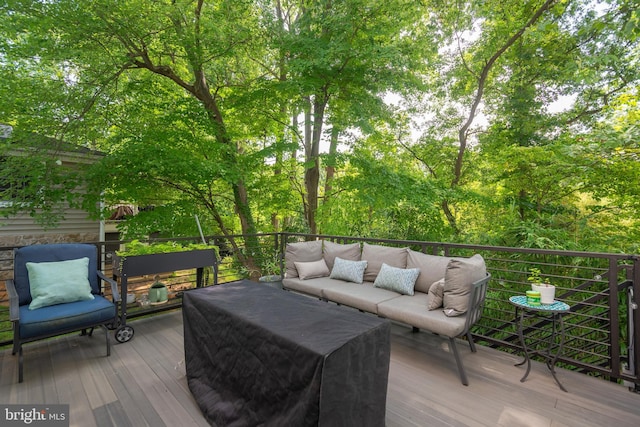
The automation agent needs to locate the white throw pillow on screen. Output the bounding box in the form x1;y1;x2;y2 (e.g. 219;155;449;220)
330;257;368;284
373;263;420;296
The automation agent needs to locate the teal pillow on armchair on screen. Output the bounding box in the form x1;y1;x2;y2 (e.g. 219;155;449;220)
26;257;95;310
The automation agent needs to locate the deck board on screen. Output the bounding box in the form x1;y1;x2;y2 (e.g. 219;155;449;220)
1;309;639;427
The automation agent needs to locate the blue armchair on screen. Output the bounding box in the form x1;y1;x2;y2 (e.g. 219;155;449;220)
6;243;120;383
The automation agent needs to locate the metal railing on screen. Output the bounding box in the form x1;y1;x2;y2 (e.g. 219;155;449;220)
1;232;638;389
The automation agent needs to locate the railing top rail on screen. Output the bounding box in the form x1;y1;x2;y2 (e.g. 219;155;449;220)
279;233;639;262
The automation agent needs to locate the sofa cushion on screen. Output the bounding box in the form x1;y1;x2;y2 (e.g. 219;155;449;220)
294;259;330;280
361;243;408;282
427;278;445;310
406;250;452;293
373;263;420;296
285;241;323;278
322;282;400;314
282;276;350;298
330;257;368;284
443;255;487;317
323;241;361;271
377;293;467;338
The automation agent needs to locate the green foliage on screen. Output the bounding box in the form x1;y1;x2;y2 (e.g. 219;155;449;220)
0;0;638;256
116;240;217;257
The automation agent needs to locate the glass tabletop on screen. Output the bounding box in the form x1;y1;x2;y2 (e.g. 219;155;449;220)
509;295;571;312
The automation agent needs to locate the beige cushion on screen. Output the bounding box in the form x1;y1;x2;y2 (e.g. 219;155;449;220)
284;241;323;278
322;282;400;314
377;293;468;338
427;278;445;310
294;259;330;280
323;241;361;271
282;276;349;298
361;243;408;282
407;250;452;293
442;254;487;317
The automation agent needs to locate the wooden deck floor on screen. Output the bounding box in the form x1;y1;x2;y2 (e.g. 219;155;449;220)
1;309;639;427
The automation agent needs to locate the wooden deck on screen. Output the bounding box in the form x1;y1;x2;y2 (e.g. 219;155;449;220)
1;309;639;427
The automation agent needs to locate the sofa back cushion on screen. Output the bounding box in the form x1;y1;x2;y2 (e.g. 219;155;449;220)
322;241;361;271
361;243;408;282
442;254;487;317
407;250;452;293
285;241;323;278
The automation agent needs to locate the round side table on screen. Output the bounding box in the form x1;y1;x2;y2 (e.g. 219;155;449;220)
509;295;571;392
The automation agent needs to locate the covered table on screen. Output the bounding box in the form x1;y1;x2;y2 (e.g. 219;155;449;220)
183;280;390;427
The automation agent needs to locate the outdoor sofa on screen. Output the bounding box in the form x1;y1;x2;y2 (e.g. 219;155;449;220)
282;240;491;385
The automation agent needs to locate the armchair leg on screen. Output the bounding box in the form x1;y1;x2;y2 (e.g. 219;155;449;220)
101;325;111;357
18;345;24;383
449;337;469;386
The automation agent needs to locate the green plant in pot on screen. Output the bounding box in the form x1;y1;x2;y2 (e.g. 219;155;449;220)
258;255;282;285
527;268;556;304
148;275;168;304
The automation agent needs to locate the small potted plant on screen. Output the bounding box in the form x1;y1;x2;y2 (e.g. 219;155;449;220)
527;268;556;304
258;254;283;289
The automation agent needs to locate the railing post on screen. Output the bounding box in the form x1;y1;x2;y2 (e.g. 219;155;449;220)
631;256;640;390
609;257;621;382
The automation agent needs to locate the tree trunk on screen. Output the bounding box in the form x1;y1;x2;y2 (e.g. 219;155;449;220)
444;0;558;233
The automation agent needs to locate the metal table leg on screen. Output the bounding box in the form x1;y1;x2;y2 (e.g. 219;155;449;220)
546;313;567;392
514;307;532;382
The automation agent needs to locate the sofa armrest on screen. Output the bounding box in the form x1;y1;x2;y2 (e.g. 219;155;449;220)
98;271;120;302
463;273;491;334
6;279;20;322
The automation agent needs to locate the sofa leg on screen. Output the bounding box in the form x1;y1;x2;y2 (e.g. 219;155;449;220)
449;337;469;386
466;332;477;353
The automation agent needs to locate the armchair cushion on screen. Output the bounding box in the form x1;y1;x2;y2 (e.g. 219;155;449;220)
13;243;100;305
27;257;95;310
18;296;116;339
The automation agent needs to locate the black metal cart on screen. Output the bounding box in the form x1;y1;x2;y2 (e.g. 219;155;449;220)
111;249;218;343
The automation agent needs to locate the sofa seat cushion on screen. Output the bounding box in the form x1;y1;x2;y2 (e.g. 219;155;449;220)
377;293;467;338
282;277;347;298
321;282;401;314
18;295;116;339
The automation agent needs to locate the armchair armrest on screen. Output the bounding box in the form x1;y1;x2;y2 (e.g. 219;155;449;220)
6;279;20;322
98;271;120;302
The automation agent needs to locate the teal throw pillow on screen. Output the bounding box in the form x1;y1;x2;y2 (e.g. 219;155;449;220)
373;263;420;295
27;257;95;310
330;257;368;284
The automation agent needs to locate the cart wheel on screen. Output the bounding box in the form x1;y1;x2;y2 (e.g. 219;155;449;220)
115;325;134;343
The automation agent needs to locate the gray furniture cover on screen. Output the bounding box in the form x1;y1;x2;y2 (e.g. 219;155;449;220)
183;280;390;427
